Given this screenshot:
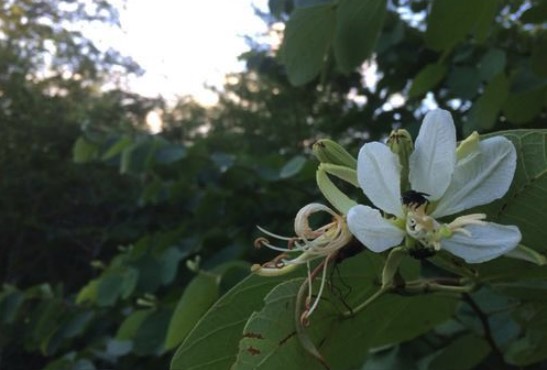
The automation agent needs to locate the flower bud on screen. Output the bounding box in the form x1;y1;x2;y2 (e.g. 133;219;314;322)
456;131;480;161
312;139;357;169
387;129;413;192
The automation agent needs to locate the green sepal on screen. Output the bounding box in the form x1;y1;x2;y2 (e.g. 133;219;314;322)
313;139;357;169
316;168;357;215
504;244;547;266
319;163;359;187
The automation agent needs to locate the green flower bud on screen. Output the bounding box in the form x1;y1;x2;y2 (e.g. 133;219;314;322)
387;129;414;192
312;139;357;169
456;131;480;161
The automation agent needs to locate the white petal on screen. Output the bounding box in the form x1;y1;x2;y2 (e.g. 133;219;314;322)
432;137;517;218
347;205;405;253
357;142;403;217
409;109;457;200
441;223;521;263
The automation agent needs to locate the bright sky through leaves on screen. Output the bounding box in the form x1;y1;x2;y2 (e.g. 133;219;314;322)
87;0;269;105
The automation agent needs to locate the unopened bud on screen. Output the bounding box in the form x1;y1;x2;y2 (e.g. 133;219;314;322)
313;139;357;169
387;129;413;192
457;131;480;162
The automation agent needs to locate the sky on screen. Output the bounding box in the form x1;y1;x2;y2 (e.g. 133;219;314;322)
88;0;270;105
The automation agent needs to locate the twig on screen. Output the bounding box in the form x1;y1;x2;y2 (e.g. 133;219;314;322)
462;293;509;369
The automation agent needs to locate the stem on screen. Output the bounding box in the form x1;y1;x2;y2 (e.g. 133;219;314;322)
462;293;508;369
403;279;476;294
341;286;390;318
294;259;330;369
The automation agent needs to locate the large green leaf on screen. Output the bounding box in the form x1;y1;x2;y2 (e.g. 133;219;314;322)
333;0;387;73
164;273;219;350
174;250;459;370
478;130;547;254
170;271;303;370
232;278;458;370
464;72;509;134
232;252;384;369
232;279;326;369
425;0;498;51
281;4;336;85
408;63;447;98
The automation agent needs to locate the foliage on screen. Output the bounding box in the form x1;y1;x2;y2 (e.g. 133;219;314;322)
1;0;546;369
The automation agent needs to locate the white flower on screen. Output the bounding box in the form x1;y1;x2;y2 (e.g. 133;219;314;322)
347;109;521;263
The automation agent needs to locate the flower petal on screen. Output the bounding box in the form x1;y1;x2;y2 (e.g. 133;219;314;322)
347;205;405;253
441;223;521;263
432;137;517;218
357;142;403;217
409;109;457;201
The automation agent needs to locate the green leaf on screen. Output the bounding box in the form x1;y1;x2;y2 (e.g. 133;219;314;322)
120;139;157;175
159;247;187;285
54;310;95;340
106;339;132;356
170;272;303;370
73;137;98;163
97;272;124;307
478;48;506;82
280;156;307;179
447;67;481;100
154;144;186;164
76;280;99;305
421;333;490;370
471;0;499;43
281;4;336;85
232;279;325;369
492;280;547;301
333;0;387;73
425;0;498;51
502;87;545;125
232;252;383;369
425;0;472;51
164;272;219;350
120;267;139;299
409;63;447;98
116;309;153;341
133;308;172;355
0;290;24;324
101;136;132;160
464;72;509;134
477;130;547;255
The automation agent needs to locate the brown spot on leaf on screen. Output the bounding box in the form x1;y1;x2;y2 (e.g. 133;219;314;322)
243;332;264;339
247;346;261;355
